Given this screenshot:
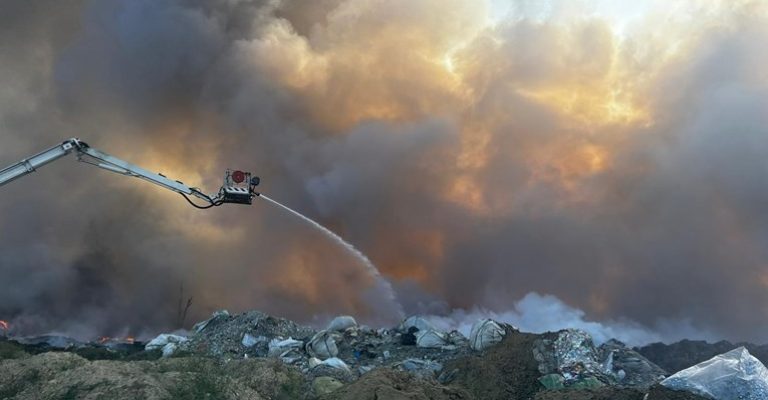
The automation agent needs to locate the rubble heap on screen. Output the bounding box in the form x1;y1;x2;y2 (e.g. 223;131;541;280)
187;310;316;358
533;329;667;390
176;310;479;382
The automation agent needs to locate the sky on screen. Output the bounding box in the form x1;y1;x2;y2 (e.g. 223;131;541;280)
1;0;768;345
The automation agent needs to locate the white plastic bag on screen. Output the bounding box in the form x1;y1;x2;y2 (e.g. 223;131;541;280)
469;319;505;351
416;330;448;348
306;330;339;359
145;334;188;351
268;337;303;357
327;316;357;332
661;347;768;400
400;316;436;333
320;357;350;372
242;333;267;348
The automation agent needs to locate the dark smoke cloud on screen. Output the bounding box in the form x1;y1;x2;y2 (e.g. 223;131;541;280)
2;0;768;344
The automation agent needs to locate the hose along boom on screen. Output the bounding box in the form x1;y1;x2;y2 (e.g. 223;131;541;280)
0;138;260;208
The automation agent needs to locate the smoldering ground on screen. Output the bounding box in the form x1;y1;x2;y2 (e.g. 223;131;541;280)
2;0;768;344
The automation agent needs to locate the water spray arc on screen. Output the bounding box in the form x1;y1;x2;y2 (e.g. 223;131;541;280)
259;194;405;319
0;138;404;321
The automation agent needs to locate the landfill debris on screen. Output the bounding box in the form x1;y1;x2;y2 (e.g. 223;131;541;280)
307;330;340;359
396;358;444;379
599;339;667;388
0;310;705;399
242;333;267;348
187;310;315;357
16;335;85;350
310;357;356;383
268;337;304;363
469;319;505;351
328;316;358;332
399;316;437;333
661;346;768;399
554;329;603;381
358;365;374;375
534;329;666;389
320;357;351;371
416;329;448;348
192;309;231;333
145;333;189;357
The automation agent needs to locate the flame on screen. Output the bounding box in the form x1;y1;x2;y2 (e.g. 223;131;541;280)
0;320;8;331
96;335;135;344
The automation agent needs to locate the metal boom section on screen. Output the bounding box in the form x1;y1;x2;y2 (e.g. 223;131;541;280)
0;138;259;208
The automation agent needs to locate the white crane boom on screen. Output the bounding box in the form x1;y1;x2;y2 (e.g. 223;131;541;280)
0;138;260;208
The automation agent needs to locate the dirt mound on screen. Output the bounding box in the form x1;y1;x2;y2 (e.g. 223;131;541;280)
442;329;548;400
646;385;710;400
534;386;707;400
534;388;645;400
530;385;708;400
0;351;304;400
320;368;471;400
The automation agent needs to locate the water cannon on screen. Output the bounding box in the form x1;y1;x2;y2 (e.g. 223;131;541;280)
220;169;260;205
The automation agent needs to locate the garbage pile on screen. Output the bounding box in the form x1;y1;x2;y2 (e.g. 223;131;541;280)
150;311;506;383
533;329;666;390
15;335;87;350
187;310;316;358
145;334;188;357
661;346;768;400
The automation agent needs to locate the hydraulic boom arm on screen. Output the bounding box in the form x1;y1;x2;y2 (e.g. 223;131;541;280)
0;138;259;208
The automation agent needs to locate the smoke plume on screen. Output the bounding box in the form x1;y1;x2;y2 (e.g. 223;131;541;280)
2;0;768;344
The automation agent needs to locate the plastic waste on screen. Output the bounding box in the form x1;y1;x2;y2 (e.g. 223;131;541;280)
327;316;357;332
554;329;601;380
145;333;188;358
400;316;437;333
469;319;505;351
306;330;339;359
397;358;444;379
145;334;188;351
416;330;448;348
320;357;351;372
241;333;260;348
661;347;768;400
268;337;303;357
192;309;230;333
598;339;665;388
162;342;178;357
